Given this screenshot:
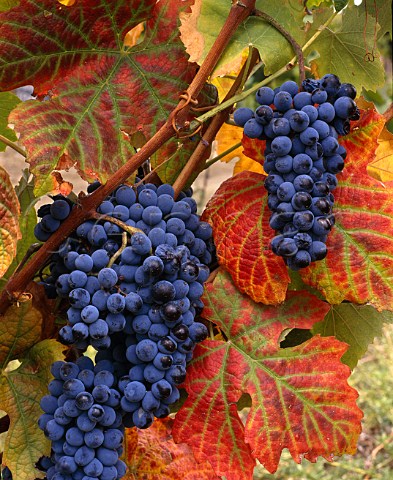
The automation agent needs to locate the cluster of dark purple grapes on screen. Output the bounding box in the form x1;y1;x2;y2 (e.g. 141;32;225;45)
234;74;358;270
38;357;126;480
35;181;214;480
35;195;74;242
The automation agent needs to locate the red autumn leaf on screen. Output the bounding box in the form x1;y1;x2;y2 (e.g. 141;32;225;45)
202;170;290;305
0;0;212;194
173;271;362;478
241;135;266;165
299;106;393;309
123;418;220;480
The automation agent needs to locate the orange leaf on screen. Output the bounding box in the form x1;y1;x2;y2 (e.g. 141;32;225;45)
233;157;265;175
215;123;243;163
58;0;77;5
50;172;73;196
124;23;144;48
123;418;219;480
241;135;266;165
202;171;290;305
173;271;361;478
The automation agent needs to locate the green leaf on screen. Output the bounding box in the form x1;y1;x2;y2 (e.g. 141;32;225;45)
0;339;65;480
2;170;38;282
0;298;43;369
181;0;307;77
312;304;393;369
0;0;18;13
308;4;385;92
306;0;334;8
372;0;392;38
0;91;20;151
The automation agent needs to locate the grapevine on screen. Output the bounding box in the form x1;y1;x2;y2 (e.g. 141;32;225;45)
0;1;391;480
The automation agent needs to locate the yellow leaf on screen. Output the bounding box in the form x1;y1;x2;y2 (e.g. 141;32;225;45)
211;76;235;102
57;0;76;6
215;123;243;163
233;157;265;176
367;126;393;182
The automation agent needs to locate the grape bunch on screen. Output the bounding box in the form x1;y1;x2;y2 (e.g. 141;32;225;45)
38;357;126;480
233;74;358;270
36;181;214;479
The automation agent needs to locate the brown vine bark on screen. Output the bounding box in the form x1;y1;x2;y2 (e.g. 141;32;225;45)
0;0;257;315
173;47;260;197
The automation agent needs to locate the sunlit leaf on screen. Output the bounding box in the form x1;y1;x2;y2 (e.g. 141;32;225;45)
215;123;243;163
58;0;76;6
173;271;362;477
180;0;307;77
233;157;265;176
124;23;144;48
307;5;385;92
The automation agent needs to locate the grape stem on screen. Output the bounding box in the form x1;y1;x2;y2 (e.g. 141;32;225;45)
108;232;128;268
90;212;144;237
0;0;257;314
204;142;243;170
251;9;306;83
172;47;260;197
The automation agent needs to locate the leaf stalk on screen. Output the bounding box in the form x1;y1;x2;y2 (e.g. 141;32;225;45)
0;134;26;158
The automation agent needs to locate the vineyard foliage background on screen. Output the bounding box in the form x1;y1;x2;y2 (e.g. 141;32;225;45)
0;0;392;479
